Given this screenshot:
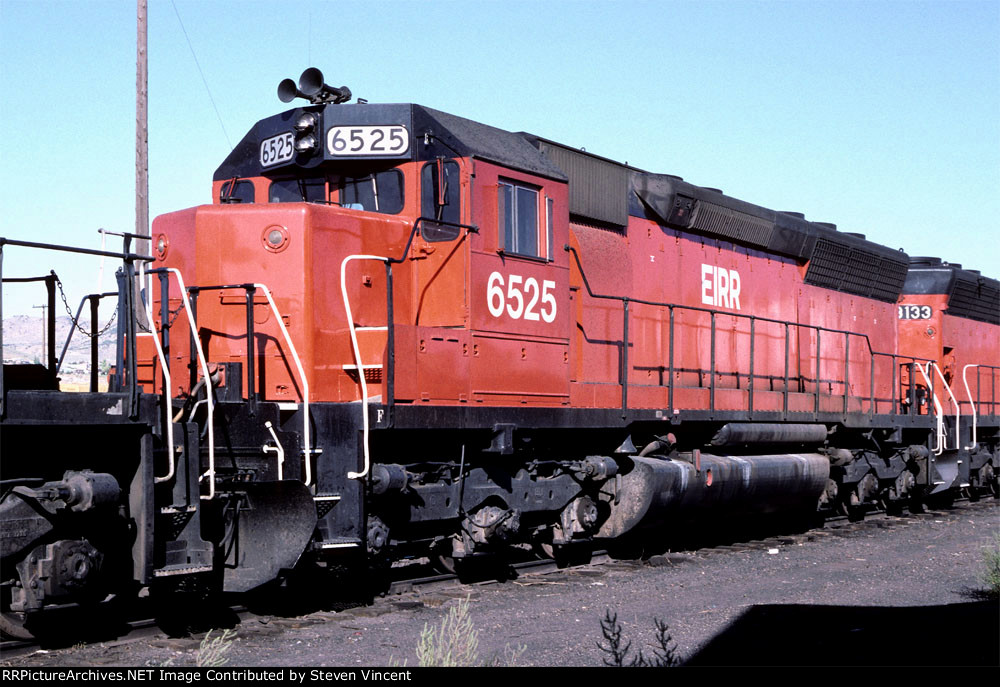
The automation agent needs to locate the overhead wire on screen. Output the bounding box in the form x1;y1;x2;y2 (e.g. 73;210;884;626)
170;0;233;151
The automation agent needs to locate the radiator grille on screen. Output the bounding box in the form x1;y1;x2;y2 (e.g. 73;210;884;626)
948;278;1000;324
692;200;774;248
804;238;908;302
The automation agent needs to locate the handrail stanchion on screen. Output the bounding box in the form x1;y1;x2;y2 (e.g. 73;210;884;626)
709;312;716;412
815;329;821;416
667;306;675;413
843;333;850;416
748;317;756;417
622;299;629;417
783;323;790;416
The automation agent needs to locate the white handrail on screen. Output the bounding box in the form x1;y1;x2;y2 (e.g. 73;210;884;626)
915;363;946;455
962;364;980;449
138;261;175;484
160;268;216;500
929;362;960;452
263;420;285;481
916;362;961;454
253;283;312;487
340;254;390;481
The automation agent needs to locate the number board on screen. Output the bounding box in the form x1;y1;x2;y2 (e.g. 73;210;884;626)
898;305;933;320
260;132;295;168
327;125;410;157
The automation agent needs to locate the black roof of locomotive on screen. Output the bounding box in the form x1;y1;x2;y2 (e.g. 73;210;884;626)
219;98;996;306
902;257;1000;324
214;102;567;182
523;136;911;304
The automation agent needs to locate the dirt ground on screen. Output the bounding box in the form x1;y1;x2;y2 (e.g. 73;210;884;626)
2;499;997;668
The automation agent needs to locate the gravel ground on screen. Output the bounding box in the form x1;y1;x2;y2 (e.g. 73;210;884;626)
3;499;997;668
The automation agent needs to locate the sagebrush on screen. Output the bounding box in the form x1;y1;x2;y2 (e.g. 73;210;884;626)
196;628;236;667
408;596;524;667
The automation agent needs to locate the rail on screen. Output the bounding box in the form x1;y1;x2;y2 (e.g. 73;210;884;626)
962;363;1000;449
341;254;391;481
566;245;932;421
341;217;478;481
263;420;285;480
180;280;311;488
148;269;216;497
55;291;118;391
1;272;57;390
0;237;152;419
915;362;960;455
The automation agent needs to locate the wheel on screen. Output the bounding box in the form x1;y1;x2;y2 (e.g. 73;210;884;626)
153;573;229;637
0;610;34;640
534;542;555;560
0;582;36;640
839;499;866;522
926;491;955;511
431;554;457;575
883;499;904;516
605;538;645;561
551;542;593;568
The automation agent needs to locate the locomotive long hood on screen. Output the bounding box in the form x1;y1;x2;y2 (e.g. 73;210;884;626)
630;173;910;303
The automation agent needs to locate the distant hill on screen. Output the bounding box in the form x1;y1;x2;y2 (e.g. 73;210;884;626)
3;314;118;387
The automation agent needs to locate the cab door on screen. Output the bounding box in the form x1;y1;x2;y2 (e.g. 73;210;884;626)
401;158;471;402
468;163;571;406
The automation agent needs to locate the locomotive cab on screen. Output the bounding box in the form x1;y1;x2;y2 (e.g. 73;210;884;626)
896;257;1000;492
137;71;581;582
146;92;574;410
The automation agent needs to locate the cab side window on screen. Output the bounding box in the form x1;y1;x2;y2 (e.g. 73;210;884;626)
498;179;540;258
421;160;461;224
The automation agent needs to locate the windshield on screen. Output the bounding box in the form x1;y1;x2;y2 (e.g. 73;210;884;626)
267;166;404;214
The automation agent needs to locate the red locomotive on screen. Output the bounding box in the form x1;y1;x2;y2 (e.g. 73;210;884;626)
2;68;996;637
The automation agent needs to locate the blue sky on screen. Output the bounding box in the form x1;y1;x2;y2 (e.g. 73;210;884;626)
1;0;998;317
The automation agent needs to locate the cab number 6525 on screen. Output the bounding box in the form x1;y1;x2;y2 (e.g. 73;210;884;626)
260;132;294;167
487;272;556;323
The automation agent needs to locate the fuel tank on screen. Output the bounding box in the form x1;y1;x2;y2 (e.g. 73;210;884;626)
598;453;830;538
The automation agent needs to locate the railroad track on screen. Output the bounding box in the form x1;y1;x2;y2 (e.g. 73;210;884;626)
3;496;995;659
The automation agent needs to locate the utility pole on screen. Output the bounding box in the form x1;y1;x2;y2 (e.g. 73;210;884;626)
135;0;149;326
